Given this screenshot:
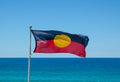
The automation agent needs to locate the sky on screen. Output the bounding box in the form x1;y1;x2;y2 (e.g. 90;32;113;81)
0;0;120;58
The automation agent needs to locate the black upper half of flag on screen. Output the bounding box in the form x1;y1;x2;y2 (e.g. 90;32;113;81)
31;30;89;48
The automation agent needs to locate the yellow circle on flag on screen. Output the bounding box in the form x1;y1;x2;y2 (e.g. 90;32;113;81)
54;34;71;48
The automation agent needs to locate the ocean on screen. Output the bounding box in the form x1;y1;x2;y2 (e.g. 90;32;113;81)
0;58;120;82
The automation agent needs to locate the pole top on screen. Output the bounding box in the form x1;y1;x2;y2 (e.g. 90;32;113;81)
30;26;32;30
30;26;32;28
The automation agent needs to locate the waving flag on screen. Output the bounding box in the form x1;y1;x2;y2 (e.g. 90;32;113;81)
31;30;89;57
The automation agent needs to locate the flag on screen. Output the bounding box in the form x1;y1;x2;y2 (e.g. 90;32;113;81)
31;30;89;57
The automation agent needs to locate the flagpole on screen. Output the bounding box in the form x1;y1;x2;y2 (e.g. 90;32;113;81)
28;26;32;82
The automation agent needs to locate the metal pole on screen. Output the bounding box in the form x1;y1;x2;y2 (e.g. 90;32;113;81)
28;26;32;82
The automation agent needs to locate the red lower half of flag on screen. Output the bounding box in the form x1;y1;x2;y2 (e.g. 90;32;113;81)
34;40;86;57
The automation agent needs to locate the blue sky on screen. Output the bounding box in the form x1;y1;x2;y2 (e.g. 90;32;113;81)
0;0;120;58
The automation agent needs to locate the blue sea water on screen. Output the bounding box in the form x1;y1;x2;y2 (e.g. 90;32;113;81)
0;58;120;82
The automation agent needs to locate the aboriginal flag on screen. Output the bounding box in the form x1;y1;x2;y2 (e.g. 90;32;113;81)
31;30;89;57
